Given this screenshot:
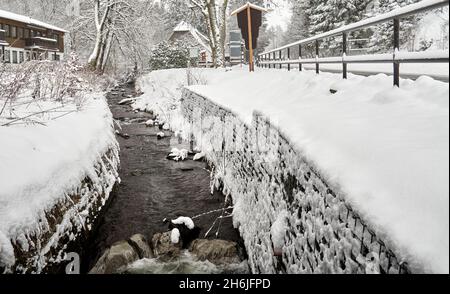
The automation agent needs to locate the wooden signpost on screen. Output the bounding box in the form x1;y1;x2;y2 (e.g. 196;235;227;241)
231;3;267;72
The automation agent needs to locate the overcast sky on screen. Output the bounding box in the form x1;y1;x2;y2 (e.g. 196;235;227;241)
265;0;291;31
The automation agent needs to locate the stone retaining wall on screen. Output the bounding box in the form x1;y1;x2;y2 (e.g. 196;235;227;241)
7;147;120;274
180;88;410;274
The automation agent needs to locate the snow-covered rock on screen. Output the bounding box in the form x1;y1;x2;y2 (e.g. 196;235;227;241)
171;229;181;244
171;217;195;230
193;152;206;161
157;132;165;139
167;148;189;161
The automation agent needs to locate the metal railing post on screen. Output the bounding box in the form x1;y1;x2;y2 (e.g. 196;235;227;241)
315;40;320;74
279;50;282;69
343;32;348;79
393;18;400;87
273;52;276;69
299;44;302;71
287;48;291;71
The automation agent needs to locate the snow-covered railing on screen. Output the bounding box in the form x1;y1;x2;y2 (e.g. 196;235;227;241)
257;0;449;86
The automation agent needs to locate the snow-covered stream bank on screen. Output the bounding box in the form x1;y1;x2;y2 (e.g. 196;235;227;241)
133;67;448;274
0;94;120;273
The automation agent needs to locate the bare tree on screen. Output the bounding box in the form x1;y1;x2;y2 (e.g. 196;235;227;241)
189;0;230;67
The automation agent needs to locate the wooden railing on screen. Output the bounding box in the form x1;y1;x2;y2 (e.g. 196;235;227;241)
0;30;6;42
25;37;59;51
258;0;449;86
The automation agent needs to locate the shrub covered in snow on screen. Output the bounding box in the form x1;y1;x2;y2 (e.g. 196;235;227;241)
149;41;190;71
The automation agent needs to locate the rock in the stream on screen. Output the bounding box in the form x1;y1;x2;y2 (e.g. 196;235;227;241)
89;240;139;274
157;132;165;140
151;232;183;261
129;234;154;259
189;239;241;265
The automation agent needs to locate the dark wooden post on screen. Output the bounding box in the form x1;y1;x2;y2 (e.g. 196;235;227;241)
273;52;276;69
246;5;254;72
315;40;320;74
343;32;348;79
279;50;282;69
299;44;302;71
287;47;291;71
393;18;400;87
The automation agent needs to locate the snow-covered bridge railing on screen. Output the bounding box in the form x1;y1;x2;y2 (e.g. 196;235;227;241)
257;0;449;86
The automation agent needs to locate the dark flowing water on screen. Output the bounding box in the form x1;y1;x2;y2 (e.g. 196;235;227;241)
82;82;241;273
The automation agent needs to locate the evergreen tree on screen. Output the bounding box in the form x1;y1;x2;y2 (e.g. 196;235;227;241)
305;0;372;55
369;0;422;53
283;0;311;44
307;0;372;35
149;41;190;70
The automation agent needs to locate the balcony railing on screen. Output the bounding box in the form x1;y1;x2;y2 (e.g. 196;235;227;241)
25;37;59;51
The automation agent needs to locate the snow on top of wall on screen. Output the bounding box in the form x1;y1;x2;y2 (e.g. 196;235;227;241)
0;9;68;33
0;95;117;244
185;67;449;274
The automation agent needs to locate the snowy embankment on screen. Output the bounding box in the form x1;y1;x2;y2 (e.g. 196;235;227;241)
133;67;448;273
0;61;120;272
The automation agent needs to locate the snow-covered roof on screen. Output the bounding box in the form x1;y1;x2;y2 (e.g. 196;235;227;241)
0;9;68;33
231;2;268;16
173;21;192;32
171;21;211;53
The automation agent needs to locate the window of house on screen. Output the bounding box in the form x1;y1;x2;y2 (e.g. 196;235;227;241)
19;51;24;63
12;51;18;63
4;49;10;63
30;30;34;37
55;54;60;61
4;25;10;37
18;27;24;39
11;26;17;38
24;29;30;38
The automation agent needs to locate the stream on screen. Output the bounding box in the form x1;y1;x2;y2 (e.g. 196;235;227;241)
82;81;243;273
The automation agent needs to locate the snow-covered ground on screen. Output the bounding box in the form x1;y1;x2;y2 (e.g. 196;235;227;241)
301;62;449;81
134;67;449;274
0;93;118;269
